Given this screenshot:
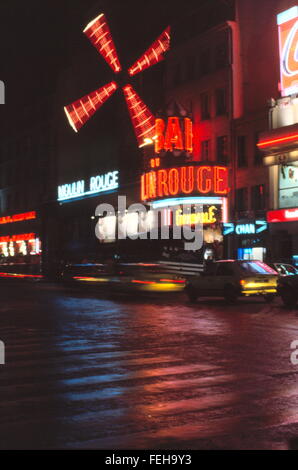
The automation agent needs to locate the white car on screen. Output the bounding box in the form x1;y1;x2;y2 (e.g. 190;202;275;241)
185;260;278;303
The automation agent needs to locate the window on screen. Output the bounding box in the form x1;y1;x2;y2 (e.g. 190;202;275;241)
215;88;227;115
236;187;248;212
215;42;229;69
217;136;228;164
6;194;12;212
173;64;181;86
237;136;247;167
277;264;298;275
186;56;195;81
200;92;210;120
239;261;277;275
199;49;211;76
251;184;265;211
201;140;211;161
254;132;263;165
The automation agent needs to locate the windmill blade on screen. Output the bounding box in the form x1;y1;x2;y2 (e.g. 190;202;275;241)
83;13;122;74
128;27;171;77
122;84;156;148
64;81;118;132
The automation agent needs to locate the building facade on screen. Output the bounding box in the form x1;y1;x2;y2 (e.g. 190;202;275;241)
1;0;298;275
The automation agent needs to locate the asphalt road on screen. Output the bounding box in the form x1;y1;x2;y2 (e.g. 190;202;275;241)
1;280;298;450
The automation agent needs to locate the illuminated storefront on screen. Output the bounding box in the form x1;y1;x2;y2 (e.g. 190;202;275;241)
257;6;298;263
92;109;230;262
139;148;230;259
0;211;41;274
54;169;120;264
223;220;268;261
0;233;40;258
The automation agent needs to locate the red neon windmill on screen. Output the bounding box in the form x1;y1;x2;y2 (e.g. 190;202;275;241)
64;13;171;147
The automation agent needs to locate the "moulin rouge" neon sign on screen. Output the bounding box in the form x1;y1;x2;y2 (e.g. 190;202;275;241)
141;165;229;201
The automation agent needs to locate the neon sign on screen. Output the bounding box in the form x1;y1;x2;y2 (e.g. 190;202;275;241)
0;211;36;225
141;165;229;201
155;117;193;154
0;233;36;243
58;171;119;202
223;221;268;235
128;27;170;76
277;6;298;96
236;224;257;235
175;206;219;226
258;132;298;148
267;208;298;222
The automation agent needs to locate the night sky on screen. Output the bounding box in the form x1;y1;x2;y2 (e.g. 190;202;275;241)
0;0;217;178
0;0;205;105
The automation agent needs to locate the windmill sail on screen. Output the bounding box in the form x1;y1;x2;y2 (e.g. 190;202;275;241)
65;12;171;147
122;84;156;147
128;27;171;76
64;81;118;132
83;13;122;73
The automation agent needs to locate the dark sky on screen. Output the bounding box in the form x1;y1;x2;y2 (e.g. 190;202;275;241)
0;0;205;99
0;0;221;151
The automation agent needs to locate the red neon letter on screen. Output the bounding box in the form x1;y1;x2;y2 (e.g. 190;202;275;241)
197;166;212;194
181;166;194;194
214;166;229;195
164;117;184;151
141;174;149;200
184;118;193;153
168;168;180;195
157;170;169;198
148;172;157;199
155;118;165;153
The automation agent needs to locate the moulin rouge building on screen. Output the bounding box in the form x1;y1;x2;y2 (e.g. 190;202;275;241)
51;9;231;267
3;1;298;276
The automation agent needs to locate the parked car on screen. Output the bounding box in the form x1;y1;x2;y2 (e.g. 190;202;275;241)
277;274;298;307
267;262;298;277
185;260;278;303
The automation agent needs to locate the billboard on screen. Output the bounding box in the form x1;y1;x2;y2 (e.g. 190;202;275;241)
277;6;298;96
279;164;298;208
278;6;298;96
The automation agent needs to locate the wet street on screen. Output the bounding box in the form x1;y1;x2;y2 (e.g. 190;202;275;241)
1;281;298;450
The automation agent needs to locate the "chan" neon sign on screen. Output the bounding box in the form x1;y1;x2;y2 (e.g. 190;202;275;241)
155;117;193;154
141;165;229;201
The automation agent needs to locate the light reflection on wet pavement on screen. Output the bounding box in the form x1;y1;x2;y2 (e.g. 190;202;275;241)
1;282;298;449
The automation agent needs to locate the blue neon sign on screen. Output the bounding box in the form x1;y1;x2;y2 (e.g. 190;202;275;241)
58;171;119;202
223;221;268;236
236;223;256;235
